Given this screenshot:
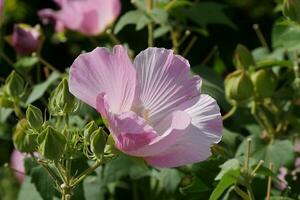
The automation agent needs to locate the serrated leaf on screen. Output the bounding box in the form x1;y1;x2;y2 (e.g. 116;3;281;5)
26;72;60;104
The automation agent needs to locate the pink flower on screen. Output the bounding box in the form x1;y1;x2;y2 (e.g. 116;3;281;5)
0;0;3;16
69;45;223;168
11;24;41;55
10;150;25;183
38;0;121;36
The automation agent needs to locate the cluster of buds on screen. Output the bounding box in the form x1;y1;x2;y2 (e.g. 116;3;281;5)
12;78;118;164
225;44;278;106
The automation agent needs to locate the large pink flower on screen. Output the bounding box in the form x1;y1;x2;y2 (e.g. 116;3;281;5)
38;0;121;36
69;45;223;168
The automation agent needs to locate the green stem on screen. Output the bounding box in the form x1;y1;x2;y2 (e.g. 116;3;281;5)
71;160;102;187
201;45;218;65
106;29;121;45
253;24;269;50
39;57;61;74
246;184;255;200
234;186;250;200
182;36;197;57
146;0;154;47
222;106;237;120
14;104;25;119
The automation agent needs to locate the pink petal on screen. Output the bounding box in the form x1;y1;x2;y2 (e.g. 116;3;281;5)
10;150;25;183
69;45;136;114
144;95;222;168
116;110;191;157
132;48;201;130
144;124;217;168
185;94;223;140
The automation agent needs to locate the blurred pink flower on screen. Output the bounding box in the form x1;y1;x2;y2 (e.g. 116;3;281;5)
10;150;25;183
11;24;41;55
69;45;223;168
294;138;300;153
38;0;121;36
0;0;3;16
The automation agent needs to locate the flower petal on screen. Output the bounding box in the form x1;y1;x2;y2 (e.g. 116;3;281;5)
144;95;222;168
185;94;223;140
133;47;201;130
144;124;216;168
69;45;136;114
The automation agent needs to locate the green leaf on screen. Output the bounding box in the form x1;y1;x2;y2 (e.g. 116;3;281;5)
18;176;43;200
209;169;240;200
151;8;168;24
179;178;210;195
15;56;39;72
26;72;60;104
185;2;236;29
252;140;294;171
215;159;240;180
30;166;57;200
154;25;171;38
83;168;105;200
114;10;145;34
136;15;151;31
233;44;256;69
272;20;300;51
153;169;184;193
0;108;13;123
103;154;150;183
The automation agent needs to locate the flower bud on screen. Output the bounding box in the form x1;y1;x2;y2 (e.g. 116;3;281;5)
252;69;277;98
225;70;254;104
104;134;119;156
38;126;66;161
26;105;43;130
11;24;41;56
90;128;107;160
49;78;77;116
13;119;38;153
233;44;255;70
283;0;300;23
83;121;98;143
0;94;14;108
5;71;25;99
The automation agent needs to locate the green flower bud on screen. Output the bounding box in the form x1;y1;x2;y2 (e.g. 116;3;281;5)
104;134;119;156
5;71;25;98
225;70;254;105
252;69;277;98
233;44;255;70
49;78;77;116
13;119;38;153
90;129;107;160
26;105;43;130
38;126;66;161
283;0;300;23
0;95;14;108
83;121;98;143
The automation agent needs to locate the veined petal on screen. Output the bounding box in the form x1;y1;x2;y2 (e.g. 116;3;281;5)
144;124;215;168
144;95;222;168
69;45;136;114
185;94;223;141
133;48;201;130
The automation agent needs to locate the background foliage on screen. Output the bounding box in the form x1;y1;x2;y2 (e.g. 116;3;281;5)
1;0;300;199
